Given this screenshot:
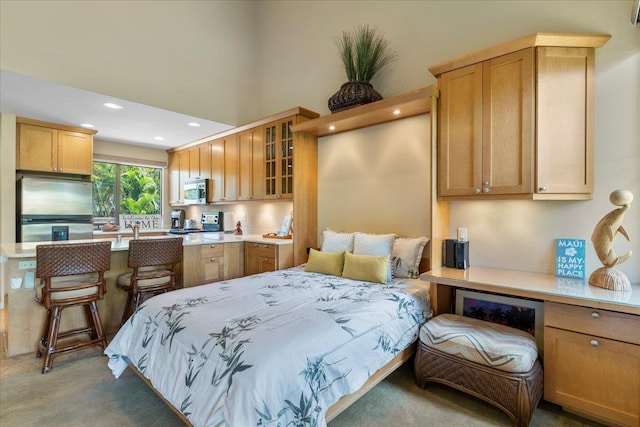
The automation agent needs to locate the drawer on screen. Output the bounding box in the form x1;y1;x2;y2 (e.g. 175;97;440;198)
200;243;224;258
545;302;640;345
257;244;277;258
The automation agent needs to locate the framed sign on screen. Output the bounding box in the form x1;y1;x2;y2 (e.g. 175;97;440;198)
455;290;544;354
119;214;162;229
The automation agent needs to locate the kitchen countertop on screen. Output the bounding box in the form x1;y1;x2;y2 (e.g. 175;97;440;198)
0;232;292;259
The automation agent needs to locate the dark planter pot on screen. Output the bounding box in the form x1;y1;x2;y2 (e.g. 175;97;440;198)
328;81;383;113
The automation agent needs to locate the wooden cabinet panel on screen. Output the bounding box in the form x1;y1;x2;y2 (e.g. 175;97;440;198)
57;130;93;175
244;242;293;276
251;125;265;199
209;139;224;202
536;47;594;195
482;50;533;195
238;126;265;201
438;64;482;196
244;242;260;277
168;152;182;204
17;120;94;175
238;130;253;201
178;150;190;200
223;135;239;201
544;327;639;426
223;242;244;280
17;124;57;172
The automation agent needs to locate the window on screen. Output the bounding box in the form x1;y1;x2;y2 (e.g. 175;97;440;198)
92;161;162;227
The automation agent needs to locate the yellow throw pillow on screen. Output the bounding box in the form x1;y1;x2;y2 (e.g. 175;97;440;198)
341;252;390;284
304;249;345;276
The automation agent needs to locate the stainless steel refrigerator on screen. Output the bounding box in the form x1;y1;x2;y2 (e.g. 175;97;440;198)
17;176;94;242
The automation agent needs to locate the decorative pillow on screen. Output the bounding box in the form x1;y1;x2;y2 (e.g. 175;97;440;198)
341;252;390;284
304;249;345;276
321;229;355;253
353;232;396;282
392;236;429;278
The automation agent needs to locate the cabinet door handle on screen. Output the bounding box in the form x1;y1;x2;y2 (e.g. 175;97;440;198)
538;186;548;192
210;258;216;262
590;339;599;346
474;188;481;194
482;187;490;193
591;312;600;319
210;244;216;248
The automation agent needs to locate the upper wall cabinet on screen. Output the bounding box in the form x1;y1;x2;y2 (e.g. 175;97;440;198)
167;107;320;266
429;33;610;200
16;118;96;176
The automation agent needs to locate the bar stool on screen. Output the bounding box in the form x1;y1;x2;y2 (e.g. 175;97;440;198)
117;237;183;325
35;241;112;374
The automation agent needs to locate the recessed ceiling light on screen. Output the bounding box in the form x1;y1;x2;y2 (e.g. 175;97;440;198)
393;109;401;115
80;123;95;128
153;136;165;141
188;122;201;127
329;125;336;131
103;102;123;109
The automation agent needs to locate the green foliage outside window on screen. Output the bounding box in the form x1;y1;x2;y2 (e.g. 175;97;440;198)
92;161;162;224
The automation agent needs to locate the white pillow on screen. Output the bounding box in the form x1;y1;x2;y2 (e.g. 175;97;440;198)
392;236;429;278
321;229;355;253
353;232;396;282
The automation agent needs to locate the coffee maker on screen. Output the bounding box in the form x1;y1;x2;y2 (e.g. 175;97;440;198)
170;209;185;230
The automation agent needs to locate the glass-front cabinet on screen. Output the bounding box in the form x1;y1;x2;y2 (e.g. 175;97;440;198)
264;117;295;199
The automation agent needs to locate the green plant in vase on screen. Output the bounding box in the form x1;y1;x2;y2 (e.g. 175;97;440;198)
329;25;397;113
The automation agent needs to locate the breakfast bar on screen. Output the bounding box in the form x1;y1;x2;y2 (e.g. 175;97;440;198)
0;233;293;357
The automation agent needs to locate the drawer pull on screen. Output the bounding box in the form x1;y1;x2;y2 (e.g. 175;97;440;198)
590;339;599;347
210;258;216;262
210;244;216;248
591;312;600;319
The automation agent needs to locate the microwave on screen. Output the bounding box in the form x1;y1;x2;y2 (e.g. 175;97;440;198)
183;179;209;205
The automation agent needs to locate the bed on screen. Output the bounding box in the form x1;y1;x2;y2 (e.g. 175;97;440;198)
105;234;431;427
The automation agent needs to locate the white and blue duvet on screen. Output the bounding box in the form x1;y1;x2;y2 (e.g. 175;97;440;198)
105;266;431;427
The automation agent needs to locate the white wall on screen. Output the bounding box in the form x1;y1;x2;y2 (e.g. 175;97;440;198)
0;0;259;126
318;115;431;239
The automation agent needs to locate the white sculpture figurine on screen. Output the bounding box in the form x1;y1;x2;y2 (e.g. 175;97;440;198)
589;189;633;291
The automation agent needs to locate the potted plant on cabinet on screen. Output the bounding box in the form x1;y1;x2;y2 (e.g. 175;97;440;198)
328;24;397;113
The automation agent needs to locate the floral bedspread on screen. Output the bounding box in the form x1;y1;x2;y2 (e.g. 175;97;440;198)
105;266;431;427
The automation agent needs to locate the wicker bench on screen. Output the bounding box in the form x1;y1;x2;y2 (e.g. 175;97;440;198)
415;314;543;427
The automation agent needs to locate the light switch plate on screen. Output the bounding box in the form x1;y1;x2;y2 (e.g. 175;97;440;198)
18;260;36;269
457;227;468;242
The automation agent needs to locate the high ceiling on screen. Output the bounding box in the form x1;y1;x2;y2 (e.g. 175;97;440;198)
0;70;234;150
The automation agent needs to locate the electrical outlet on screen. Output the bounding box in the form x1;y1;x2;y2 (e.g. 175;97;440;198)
18;260;36;270
457;227;468;242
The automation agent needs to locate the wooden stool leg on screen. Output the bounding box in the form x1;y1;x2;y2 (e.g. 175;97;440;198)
42;306;62;374
89;301;108;350
121;292;134;326
36;308;52;358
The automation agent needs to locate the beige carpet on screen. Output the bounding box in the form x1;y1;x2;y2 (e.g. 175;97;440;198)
0;347;604;427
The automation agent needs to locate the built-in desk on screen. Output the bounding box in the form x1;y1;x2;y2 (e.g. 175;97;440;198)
421;267;640;427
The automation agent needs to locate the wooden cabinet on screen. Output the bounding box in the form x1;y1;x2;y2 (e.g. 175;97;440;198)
238;126;265;201
430;33;610;200
264;118;295;200
167;149;191;205
167;107;319;266
244;242;293;276
182;242;245;287
544;302;640;426
16;118;96;175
